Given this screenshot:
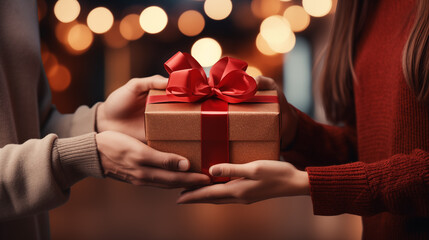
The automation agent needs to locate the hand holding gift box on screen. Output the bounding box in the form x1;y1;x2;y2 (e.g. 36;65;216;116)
145;52;280;182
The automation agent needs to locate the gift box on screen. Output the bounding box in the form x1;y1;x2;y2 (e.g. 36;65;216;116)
144;52;280;181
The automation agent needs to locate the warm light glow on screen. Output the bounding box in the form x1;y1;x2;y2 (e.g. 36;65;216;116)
303;0;332;17
251;0;281;19
178;10;205;37
55;22;77;44
42;52;58;72
260;15;292;51
54;0;80;23
204;0;233;21
268;31;296;53
139;6;168;34
104;21;128;48
67;24;93;53
256;33;276;56
283;5;310;32
87;7;114;34
119;14;144;40
191;38;222;67
246;66;263;78
48;64;72;92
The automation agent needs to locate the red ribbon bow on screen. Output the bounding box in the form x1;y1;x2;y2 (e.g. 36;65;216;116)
164;51;257;103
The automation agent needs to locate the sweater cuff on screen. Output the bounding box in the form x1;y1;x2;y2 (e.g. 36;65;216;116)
54;133;103;189
306;162;373;216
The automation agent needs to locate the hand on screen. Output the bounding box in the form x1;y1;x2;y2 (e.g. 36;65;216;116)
176;160;309;204
255;76;298;149
96;75;167;142
96;131;211;188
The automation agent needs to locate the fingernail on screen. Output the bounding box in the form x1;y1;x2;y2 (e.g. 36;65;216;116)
178;160;189;171
210;167;221;176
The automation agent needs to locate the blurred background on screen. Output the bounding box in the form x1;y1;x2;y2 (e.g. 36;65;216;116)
38;0;362;239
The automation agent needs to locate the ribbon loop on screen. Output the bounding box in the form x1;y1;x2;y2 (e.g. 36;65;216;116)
164;51;258;103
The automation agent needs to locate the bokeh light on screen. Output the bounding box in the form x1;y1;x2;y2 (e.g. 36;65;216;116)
139;6;168;34
268;31;296;53
55;22;77;44
178;10;205;37
256;33;276;56
204;0;233;21
103;21;128;49
87;7;114;34
283;5;310;32
47;64;72;92
251;0;281;19
54;0;80;23
246;66;263;78
119;14;144;40
67;23;94;53
191;38;222;67
302;0;332;17
260;15;292;52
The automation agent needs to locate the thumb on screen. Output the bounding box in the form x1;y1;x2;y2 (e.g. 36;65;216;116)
209;163;254;178
255;76;278;90
128;75;168;93
145;146;191;171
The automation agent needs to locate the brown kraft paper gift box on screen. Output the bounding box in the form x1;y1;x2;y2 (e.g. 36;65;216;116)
145;89;280;173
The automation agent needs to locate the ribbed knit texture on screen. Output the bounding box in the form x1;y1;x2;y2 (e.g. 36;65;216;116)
283;0;429;239
54;133;104;189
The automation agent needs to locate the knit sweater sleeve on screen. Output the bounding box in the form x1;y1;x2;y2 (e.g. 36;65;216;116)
281;107;358;169
0;133;103;220
306;149;429;216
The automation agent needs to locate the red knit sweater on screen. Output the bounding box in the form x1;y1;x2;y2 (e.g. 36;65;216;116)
283;0;429;239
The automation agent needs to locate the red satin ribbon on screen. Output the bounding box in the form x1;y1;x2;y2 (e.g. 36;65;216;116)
148;52;278;182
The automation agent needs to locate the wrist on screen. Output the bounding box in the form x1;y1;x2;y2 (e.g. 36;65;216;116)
296;170;310;196
96;103;107;133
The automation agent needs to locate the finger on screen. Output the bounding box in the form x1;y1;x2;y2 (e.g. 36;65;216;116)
128;75;168;94
131;166;211;188
209;163;256;179
178;197;240;204
176;184;233;204
255;76;278;90
139;144;191;171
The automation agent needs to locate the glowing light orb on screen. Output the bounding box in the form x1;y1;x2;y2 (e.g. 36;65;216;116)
178;10;205;36
303;0;332;17
54;0;80;23
204;0;233;20
87;7;114;34
191;38;222;67
139;6;168;34
283;5;310;32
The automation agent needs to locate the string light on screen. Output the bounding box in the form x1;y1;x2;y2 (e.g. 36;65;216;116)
48;64;72;92
283;5;310;32
251;0;281;19
178;10;205;37
54;0;80;23
260;15;292;52
204;0;233;21
191;38;222;67
256;33;276;56
302;0;332;17
246;66;263;78
139;6;168;34
87;7;114;34
103;21;128;49
67;23;93;53
120;14;144;40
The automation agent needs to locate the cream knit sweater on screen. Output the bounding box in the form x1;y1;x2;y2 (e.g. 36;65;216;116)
0;0;104;239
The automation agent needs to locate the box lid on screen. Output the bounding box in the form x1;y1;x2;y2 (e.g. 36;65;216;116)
145;90;279;141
